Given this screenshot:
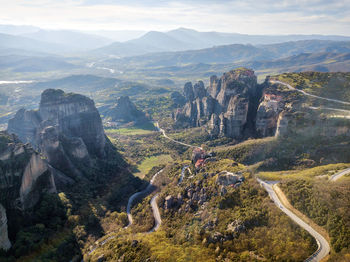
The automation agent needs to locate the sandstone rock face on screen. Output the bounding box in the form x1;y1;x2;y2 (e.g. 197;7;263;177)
7;108;41;145
275;111;291;137
0;132;60;249
174;68;259;139
0;132;57;210
184;82;195;101
7;89;110;185
39;89;106;157
0;204;11;251
105;96;148;125
20;153;56;209
256;91;285;137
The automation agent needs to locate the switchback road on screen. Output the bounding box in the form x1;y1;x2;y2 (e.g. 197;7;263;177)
257;179;330;262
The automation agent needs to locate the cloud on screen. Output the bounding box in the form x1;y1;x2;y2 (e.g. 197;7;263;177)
0;0;349;35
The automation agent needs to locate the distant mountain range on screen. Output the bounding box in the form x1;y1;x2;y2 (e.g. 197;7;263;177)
1;25;350;57
22;30;113;51
100;40;350;67
0;55;76;72
0;33;72;54
93;28;350;57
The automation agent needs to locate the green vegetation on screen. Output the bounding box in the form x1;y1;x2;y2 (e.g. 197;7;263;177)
134;154;172;178
280;179;350;259
154;160;316;261
86;159;317;261
275;72;350;104
106;127;155;136
215;134;350;171
257;163;350;181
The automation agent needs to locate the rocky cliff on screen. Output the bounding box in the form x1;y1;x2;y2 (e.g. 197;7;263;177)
255;88;286;137
175;68;260;139
2;89;127;259
104;96;148;125
0;203;11;251
0;132;58;250
7;89;114;184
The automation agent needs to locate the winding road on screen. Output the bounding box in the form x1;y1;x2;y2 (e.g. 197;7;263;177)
257;179;330;262
149;194;162;232
178;165;189;185
270;80;350;105
329;167;350;181
125;169;164;230
125;123;200;232
155;122;202;149
87;169;164;256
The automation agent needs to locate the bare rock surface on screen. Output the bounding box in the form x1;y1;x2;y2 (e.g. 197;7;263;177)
7;89;111;185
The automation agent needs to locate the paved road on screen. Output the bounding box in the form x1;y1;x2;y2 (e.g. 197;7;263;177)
270;80;350;105
149;194;162;232
257;179;330;262
329;167;350;181
178;165;189;185
155;122;202;149
309;106;350;114
125;169;164;229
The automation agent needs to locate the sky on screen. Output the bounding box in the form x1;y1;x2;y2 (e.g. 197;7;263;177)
0;0;349;35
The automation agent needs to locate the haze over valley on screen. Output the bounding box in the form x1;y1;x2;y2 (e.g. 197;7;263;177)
1;1;350;261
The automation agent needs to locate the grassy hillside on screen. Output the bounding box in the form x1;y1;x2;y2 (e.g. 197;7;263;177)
87;159;317;261
275;72;350;102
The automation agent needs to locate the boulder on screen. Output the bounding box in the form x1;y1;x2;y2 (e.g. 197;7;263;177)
227;220;246;234
216;172;241;186
164;195;175;209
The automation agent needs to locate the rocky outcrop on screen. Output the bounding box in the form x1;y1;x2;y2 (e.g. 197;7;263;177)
174;68;259;139
255;90;286;137
7;89;113;185
0;132;60;249
0;132;58;210
105;96;148;124
170;91;186;107
7;108;41;145
164;195;175;210
216;171;243;186
0;204;11;251
20;153;56;209
227;220;246;235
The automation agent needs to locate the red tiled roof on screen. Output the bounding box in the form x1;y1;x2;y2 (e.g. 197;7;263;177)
195;159;205;168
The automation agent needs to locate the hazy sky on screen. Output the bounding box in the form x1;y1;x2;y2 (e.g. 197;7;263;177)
0;0;349;35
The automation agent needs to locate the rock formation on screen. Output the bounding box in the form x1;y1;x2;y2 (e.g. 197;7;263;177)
255;89;286;137
7;89;115;184
0;132;59;250
215;171;243;186
170;91;186;107
175;68;260;139
0;204;11;251
104;96;148;124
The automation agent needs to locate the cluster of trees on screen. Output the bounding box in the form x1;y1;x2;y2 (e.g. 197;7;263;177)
2;194;81;262
280;179;350;258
